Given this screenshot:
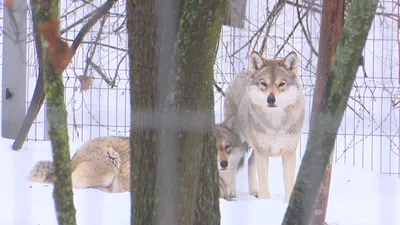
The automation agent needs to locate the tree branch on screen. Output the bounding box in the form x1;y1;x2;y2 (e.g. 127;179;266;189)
70;0;118;54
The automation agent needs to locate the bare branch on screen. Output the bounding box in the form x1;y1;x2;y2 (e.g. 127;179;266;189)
83;14;108;77
296;0;318;57
258;0;286;55
89;61;117;87
70;0;118;54
111;52;127;88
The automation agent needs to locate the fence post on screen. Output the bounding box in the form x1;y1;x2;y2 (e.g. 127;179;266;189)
2;1;28;139
223;0;248;28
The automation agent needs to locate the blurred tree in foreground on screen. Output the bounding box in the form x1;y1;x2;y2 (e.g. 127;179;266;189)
127;0;226;225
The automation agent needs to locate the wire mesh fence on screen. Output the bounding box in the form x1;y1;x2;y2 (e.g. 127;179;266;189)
214;0;400;176
1;0;399;176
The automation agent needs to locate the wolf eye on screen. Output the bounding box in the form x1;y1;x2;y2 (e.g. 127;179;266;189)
279;82;286;87
225;144;231;149
260;81;267;87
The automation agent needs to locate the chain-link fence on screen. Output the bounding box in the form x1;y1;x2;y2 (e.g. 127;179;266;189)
1;0;399;176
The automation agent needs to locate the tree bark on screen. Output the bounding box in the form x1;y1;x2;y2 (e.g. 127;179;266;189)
282;0;379;224
154;0;181;224
310;1;344;225
31;0;77;224
127;0;157;225
173;1;225;224
128;0;225;224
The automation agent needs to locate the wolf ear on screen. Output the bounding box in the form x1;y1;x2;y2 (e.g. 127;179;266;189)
282;51;299;76
249;51;265;73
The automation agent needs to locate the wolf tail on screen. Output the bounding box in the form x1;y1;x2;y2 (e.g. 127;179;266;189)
29;160;55;184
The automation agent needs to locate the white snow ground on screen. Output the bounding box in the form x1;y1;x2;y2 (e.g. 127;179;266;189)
0;136;399;225
1;0;399;224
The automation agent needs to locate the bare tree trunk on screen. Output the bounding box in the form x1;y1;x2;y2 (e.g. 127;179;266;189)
310;1;344;224
127;0;157;225
31;0;77;224
128;0;225;224
174;1;226;224
282;0;379;224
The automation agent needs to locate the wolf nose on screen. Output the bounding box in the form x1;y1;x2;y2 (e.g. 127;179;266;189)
267;93;275;105
220;160;228;169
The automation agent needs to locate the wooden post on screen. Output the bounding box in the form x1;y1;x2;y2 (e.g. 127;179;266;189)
223;0;248;28
2;0;28;139
310;0;345;224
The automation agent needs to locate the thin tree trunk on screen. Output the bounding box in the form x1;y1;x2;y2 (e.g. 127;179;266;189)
282;0;379;224
31;0;77;224
310;1;344;224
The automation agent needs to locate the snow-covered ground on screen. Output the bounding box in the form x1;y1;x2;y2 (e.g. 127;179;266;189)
1;0;399;224
0;136;399;225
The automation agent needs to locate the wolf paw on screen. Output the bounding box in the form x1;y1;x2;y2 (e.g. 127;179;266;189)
223;196;236;202
249;190;259;198
220;189;236;201
250;190;271;199
257;191;271;199
222;194;236;201
228;191;236;199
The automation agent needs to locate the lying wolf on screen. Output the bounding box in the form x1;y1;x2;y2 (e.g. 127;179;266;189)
29;130;247;201
29;136;130;193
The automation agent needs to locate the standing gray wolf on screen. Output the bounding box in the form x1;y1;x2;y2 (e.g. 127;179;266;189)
216;114;248;200
29;136;130;193
224;51;305;202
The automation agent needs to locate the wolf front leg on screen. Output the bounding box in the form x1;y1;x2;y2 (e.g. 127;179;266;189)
248;150;258;197
282;150;297;202
219;170;235;198
254;149;271;199
227;169;237;198
219;174;233;201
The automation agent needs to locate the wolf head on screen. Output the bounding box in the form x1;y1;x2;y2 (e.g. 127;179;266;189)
215;115;247;171
246;51;302;110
